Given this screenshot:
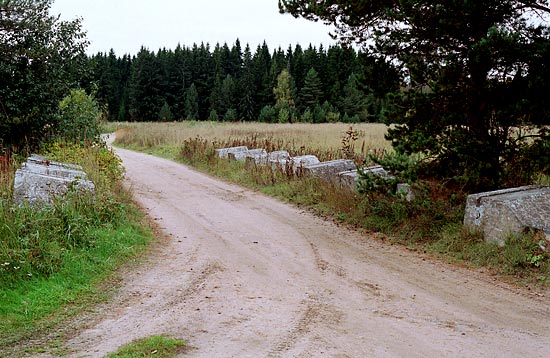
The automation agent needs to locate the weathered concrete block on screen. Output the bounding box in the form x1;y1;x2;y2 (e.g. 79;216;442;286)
303;159;356;183
228;149;267;162
338;170;360;190
215;146;249;159
22;162;88;180
14;169;95;207
291;155;320;174
245;154;268;165
268;151;290;161
28;155;83;171
337;165;392;191
396;183;416;201
244;150;290;165
463;185;550;246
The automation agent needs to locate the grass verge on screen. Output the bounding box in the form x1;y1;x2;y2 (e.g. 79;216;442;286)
0;142;154;356
108;335;185;358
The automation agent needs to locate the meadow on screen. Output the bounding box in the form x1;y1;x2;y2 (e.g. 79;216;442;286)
110;121;392;156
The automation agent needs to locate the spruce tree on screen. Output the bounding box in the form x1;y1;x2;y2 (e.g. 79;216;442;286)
339;73;366;119
300;67;323;111
239;45;257;121
184;83;199;120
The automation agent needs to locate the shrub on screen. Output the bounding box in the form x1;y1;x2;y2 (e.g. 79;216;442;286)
57;89;102;143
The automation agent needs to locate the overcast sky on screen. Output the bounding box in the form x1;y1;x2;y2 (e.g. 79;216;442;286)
50;0;336;56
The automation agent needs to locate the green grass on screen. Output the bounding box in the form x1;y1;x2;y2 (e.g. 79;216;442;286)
0;142;154;355
108;335;185;358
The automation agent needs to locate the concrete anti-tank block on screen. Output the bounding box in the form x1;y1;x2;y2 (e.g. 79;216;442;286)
291;155;320;174
21;162;88;180
396;183;416;201
337;165;392;191
303;159;356;183
463;185;550;246
215;146;249;159
13;169;95;207
268;151;290;161
245;150;290;166
28;155;83;171
228;149;267;162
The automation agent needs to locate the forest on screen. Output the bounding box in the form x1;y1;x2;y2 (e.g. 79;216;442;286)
86;41;400;123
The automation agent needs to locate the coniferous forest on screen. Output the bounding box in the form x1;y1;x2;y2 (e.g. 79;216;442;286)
86;40;401;123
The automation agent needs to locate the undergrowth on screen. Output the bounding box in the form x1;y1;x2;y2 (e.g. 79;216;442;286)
0;141;153;353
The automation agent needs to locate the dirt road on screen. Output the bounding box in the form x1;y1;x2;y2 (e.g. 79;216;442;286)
66;145;550;357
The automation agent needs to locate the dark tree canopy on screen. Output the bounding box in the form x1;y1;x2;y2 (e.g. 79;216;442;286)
280;0;550;190
0;0;88;149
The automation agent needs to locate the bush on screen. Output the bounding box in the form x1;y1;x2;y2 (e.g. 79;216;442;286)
57;89;102;143
224;108;238;121
208;109;219;121
158;101;173;121
258;105;278;123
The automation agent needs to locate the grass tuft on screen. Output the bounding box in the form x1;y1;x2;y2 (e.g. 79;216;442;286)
108;335;185;358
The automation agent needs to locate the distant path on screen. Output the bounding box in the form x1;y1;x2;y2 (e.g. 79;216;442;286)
66;141;550;357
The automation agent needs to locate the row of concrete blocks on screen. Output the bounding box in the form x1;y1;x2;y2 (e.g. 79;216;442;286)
216;146;550;247
13;155;95;207
214;146;410;195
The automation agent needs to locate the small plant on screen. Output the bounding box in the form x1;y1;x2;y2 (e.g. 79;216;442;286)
108;335;185;358
527;253;546;268
341;126;359;160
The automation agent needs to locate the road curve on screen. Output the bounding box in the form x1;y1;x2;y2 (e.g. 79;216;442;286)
66;145;550;358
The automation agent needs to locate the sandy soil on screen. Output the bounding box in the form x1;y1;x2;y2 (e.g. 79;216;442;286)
63;143;550;357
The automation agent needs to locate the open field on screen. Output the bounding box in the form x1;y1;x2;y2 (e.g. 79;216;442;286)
109;121;392;155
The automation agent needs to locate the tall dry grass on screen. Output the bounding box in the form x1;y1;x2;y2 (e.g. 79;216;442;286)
113;121;392;155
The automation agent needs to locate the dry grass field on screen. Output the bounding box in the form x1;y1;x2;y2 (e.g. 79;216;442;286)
111;121;392;155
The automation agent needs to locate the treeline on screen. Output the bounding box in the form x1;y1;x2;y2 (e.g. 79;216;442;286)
87;40;401;123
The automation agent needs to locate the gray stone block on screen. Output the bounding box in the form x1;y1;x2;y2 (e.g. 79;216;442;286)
228;148;267;162
396;183;416;201
338;170;360;190
27;155;83;171
21;162;88;180
463;185;550;246
268;151;290;161
337;165;393;191
14;169;95;207
245;154;269;165
245;150;290;166
291;155;320;174
215;146;249;159
303;159;357;183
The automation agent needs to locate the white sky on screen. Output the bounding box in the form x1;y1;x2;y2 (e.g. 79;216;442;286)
50;0;336;56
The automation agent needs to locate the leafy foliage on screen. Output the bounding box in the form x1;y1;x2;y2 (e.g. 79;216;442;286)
0;0;88;150
57;89;102;142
